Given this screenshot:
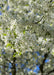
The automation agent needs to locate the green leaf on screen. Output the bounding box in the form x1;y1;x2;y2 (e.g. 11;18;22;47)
13;54;15;57
44;38;47;41
4;1;7;4
52;2;54;3
19;52;22;55
0;23;1;26
50;24;52;26
2;10;5;13
16;52;18;54
0;54;1;56
25;4;29;6
3;33;7;36
52;52;54;55
6;43;12;47
23;30;25;34
30;46;33;49
13;31;17;38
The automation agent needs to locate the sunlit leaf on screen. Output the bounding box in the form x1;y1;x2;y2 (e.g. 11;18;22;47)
3;33;7;36
25;4;29;6
0;54;1;56
52;52;54;55
6;43;12;47
23;30;25;34
19;52;22;55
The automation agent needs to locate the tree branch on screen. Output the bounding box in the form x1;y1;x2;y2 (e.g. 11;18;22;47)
34;16;43;24
39;51;50;75
50;0;53;3
46;69;54;75
12;50;16;75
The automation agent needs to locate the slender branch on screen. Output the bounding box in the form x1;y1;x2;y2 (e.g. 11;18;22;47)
34;16;43;24
50;0;53;2
12;50;16;75
3;53;12;64
39;51;50;75
46;69;54;75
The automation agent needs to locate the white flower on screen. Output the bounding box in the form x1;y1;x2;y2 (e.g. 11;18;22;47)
0;58;2;62
38;37;43;44
41;48;45;51
51;48;54;56
10;19;16;30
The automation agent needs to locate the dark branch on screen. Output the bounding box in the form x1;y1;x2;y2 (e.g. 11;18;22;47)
34;16;43;24
39;51;50;75
50;0;53;2
46;69;54;75
12;49;16;75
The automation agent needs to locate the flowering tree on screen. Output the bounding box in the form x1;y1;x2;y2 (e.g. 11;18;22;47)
0;0;54;75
